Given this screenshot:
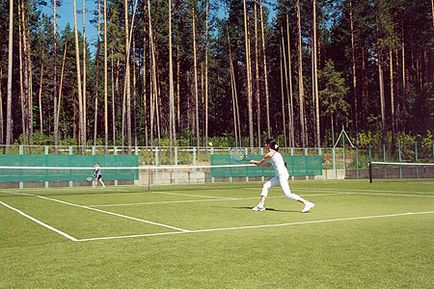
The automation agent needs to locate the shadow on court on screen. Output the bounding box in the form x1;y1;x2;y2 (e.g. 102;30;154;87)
213;206;300;213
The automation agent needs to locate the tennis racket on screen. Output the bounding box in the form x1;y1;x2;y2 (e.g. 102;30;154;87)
229;147;250;162
86;176;95;182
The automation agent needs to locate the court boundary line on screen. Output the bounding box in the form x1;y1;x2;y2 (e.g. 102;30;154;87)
76;210;434;242
0;200;78;241
37;195;190;232
87;193;345;207
87;190;434;208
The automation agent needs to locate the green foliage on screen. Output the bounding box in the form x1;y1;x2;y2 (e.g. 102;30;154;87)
318;59;350;119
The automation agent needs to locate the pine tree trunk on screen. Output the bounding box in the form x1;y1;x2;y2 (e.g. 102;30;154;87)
204;0;210;150
82;0;87;146
0;67;3;144
228;32;240;147
94;15;101;147
38;58;44;134
57;41;68;134
104;0;108;151
243;0;254;148
5;0;14;152
389;47;396;151
73;0;85;149
168;0;175;148
260;0;270;139
53;0;59;150
286;15;295;147
124;0;131;153
254;2;261;146
192;6;200;149
296;0;306;147
279;41;287;146
349;0;358;145
313;0;320;148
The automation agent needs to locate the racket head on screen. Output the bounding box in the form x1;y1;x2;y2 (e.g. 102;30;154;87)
86;176;94;182
229;147;246;161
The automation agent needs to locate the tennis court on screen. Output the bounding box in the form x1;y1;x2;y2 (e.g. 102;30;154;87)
1;179;433;289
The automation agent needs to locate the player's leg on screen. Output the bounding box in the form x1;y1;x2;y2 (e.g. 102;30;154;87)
278;175;315;212
99;177;106;188
252;176;279;211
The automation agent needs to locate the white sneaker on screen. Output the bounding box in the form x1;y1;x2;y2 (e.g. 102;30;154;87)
302;202;315;213
251;205;266;211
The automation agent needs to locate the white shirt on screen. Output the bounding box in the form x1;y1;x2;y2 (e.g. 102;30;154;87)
269;151;288;177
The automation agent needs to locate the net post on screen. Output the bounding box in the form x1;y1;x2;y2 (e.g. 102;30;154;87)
368;161;372;183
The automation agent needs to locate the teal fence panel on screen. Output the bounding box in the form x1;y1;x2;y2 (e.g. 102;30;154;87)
210;155;322;177
0;155;139;182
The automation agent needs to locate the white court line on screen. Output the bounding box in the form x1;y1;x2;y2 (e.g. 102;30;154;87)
88;193;345;208
37;196;190;232
150;191;232;199
0;200;78;241
76;210;434;242
0;190;34;197
295;187;434;195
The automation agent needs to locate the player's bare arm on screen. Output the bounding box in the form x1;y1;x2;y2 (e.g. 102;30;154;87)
249;152;273;167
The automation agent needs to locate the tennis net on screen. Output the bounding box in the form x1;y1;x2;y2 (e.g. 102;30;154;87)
368;161;434;183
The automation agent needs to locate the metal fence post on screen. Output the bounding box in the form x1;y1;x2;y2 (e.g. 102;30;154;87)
318;148;322;180
210;147;215;184
355;146;359;179
192;147;196;166
383;144;387;178
304;148;308;180
19;146;23;189
415;142;419;178
332;147;336;180
44;146;49;189
69;146;73;187
114;146;118;186
174;147;179;184
398;143;402;179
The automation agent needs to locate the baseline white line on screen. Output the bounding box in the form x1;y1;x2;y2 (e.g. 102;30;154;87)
150;191;232;199
37;196;190;232
0;190;34;197
76;210;434;242
296;187;434;195
89;197;242;207
0;200;78;241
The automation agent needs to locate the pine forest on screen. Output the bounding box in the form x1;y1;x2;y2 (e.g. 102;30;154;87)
0;0;432;151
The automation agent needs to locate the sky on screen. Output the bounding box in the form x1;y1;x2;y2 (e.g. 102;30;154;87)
41;0;276;56
42;0;98;54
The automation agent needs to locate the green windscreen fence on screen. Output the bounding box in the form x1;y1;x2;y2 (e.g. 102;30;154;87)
210;155;322;177
0;154;139;182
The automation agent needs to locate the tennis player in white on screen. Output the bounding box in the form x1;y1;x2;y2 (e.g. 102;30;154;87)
93;162;106;189
249;138;315;213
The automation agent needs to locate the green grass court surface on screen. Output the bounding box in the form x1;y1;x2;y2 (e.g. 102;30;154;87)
1;180;433;289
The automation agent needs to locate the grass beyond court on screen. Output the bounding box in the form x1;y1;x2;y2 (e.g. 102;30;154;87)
1;180;433;289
